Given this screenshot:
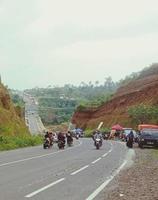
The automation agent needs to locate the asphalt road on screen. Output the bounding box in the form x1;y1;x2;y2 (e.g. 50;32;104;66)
24;94;45;134
0;138;129;200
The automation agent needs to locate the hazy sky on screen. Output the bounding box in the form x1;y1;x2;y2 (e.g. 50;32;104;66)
0;0;158;89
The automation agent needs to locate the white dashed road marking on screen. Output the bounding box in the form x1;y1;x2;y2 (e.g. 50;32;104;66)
71;165;89;175
25;178;65;198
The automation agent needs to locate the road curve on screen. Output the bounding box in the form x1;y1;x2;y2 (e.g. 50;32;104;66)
0;139;129;200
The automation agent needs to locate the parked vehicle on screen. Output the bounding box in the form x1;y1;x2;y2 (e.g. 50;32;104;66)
138;129;158;148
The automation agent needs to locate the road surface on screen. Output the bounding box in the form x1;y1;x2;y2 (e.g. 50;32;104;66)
23;94;45;134
0;139;129;200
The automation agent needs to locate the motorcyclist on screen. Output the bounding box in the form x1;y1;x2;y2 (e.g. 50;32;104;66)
44;131;49;139
57;132;66;149
44;131;52;148
66;131;73;145
126;130;134;148
58;132;66;143
93;130;103;146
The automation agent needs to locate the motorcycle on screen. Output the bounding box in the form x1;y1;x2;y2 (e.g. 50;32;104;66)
43;137;52;149
75;134;79;140
58;140;65;149
94;138;102;149
67;140;73;147
126;137;133;148
67;137;73;147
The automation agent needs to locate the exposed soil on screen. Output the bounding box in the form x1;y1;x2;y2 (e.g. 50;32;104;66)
0;83;29;135
104;147;158;200
72;71;158;129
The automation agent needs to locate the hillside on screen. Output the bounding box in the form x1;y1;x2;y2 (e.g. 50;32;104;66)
0;83;29;136
72;64;158;129
25;77;117;125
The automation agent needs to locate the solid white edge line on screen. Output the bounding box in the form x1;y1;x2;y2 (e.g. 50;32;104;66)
25;178;65;198
71;165;89;175
85;160;127;200
92;157;101;164
0;140;82;168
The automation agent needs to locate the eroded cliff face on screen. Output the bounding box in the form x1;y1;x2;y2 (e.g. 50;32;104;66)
0;84;29;136
72;71;158;129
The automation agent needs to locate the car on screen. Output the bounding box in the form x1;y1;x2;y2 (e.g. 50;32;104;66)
138;129;158;148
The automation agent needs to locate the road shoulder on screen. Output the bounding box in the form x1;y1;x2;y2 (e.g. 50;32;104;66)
103;146;158;200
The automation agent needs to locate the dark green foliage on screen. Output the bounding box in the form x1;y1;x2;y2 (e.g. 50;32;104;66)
128;104;158;125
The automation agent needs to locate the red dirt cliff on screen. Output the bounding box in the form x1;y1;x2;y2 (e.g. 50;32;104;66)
72;66;158;129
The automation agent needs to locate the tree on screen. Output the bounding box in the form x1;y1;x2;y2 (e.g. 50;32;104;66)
128;104;158;124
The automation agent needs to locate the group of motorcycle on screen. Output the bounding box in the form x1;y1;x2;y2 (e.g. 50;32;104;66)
92;129;135;149
43;131;74;150
43;129;134;151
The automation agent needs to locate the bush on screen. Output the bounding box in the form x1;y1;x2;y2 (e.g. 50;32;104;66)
0;135;43;151
76;104;87;111
128;104;158;125
84;129;93;138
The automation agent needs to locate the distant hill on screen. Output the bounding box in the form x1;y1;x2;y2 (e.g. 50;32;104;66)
25;77;117;125
72;64;158;129
0;83;29;136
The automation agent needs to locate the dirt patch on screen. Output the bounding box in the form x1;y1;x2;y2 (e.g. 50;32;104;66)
104;147;158;200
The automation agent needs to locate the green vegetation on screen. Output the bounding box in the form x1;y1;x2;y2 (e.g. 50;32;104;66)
25;77;117;124
128;104;158;125
9;90;25;107
76;93;113;112
119;63;158;87
84;127;110;138
24;63;158;126
84;129;93;137
0;135;43;151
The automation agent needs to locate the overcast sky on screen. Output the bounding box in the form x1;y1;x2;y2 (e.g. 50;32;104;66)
0;0;158;89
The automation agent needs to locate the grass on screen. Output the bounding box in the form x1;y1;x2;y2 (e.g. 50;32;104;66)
0;134;43;151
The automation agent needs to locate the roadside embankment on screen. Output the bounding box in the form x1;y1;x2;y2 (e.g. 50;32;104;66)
0;135;43;151
104;146;158;200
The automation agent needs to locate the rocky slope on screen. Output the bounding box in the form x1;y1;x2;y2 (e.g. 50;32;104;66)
72;65;158;129
0;83;29;136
